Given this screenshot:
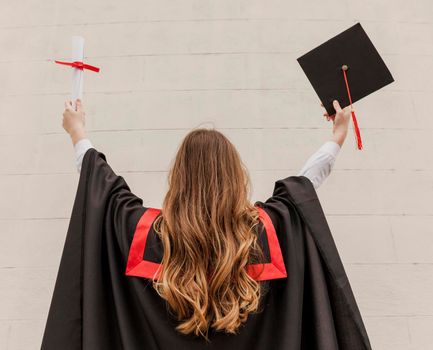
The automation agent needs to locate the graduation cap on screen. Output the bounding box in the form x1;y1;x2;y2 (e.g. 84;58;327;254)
297;22;394;150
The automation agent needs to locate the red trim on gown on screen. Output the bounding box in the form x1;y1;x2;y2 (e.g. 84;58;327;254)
125;206;287;281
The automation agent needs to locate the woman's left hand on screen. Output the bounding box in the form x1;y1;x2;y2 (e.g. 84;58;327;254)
63;99;87;144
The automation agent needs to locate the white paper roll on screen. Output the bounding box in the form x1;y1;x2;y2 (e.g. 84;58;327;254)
71;36;85;109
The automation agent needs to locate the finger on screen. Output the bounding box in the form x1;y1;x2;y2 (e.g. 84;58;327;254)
343;106;352;114
75;99;82;112
64;100;73;110
323;112;333;121
333;100;342;113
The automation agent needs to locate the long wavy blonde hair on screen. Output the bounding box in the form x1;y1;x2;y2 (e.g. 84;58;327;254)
151;128;267;339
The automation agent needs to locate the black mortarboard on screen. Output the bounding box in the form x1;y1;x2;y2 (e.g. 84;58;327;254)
297;22;394;149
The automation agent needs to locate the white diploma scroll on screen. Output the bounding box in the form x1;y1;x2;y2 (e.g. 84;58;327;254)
71;36;85;109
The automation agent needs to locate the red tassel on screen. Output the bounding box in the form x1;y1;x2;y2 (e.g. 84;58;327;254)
342;65;363;150
350;110;363;150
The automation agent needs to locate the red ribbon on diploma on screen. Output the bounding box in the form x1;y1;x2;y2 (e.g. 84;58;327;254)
341;65;363;150
54;60;100;73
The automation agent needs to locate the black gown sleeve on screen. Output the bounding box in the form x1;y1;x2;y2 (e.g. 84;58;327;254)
82;148;147;257
41;147;147;350
260;175;373;350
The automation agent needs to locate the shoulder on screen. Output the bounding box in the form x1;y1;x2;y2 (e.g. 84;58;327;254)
82;147;106;165
255;175;315;223
253;175;317;251
271;175;316;205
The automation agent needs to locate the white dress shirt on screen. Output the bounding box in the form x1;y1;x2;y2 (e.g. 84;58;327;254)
296;140;340;189
73;138;340;189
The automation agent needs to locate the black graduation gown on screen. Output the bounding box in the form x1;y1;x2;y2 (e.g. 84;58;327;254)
41;147;372;350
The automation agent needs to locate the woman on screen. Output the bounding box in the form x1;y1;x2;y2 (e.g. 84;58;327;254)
41;99;372;350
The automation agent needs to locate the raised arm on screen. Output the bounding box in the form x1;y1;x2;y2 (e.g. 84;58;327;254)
299;100;351;189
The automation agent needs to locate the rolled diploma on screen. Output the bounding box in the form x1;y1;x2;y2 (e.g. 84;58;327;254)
71;36;85;109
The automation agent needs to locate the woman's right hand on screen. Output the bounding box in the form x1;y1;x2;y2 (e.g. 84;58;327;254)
323;100;351;147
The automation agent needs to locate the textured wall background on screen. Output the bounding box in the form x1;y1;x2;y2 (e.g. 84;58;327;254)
0;0;432;349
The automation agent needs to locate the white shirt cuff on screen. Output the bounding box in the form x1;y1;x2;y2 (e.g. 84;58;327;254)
74;138;93;155
74;138;94;172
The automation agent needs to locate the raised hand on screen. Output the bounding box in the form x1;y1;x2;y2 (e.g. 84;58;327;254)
62;99;87;145
321;100;351;147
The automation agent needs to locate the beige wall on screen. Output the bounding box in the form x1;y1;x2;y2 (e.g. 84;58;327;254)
1;0;432;349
